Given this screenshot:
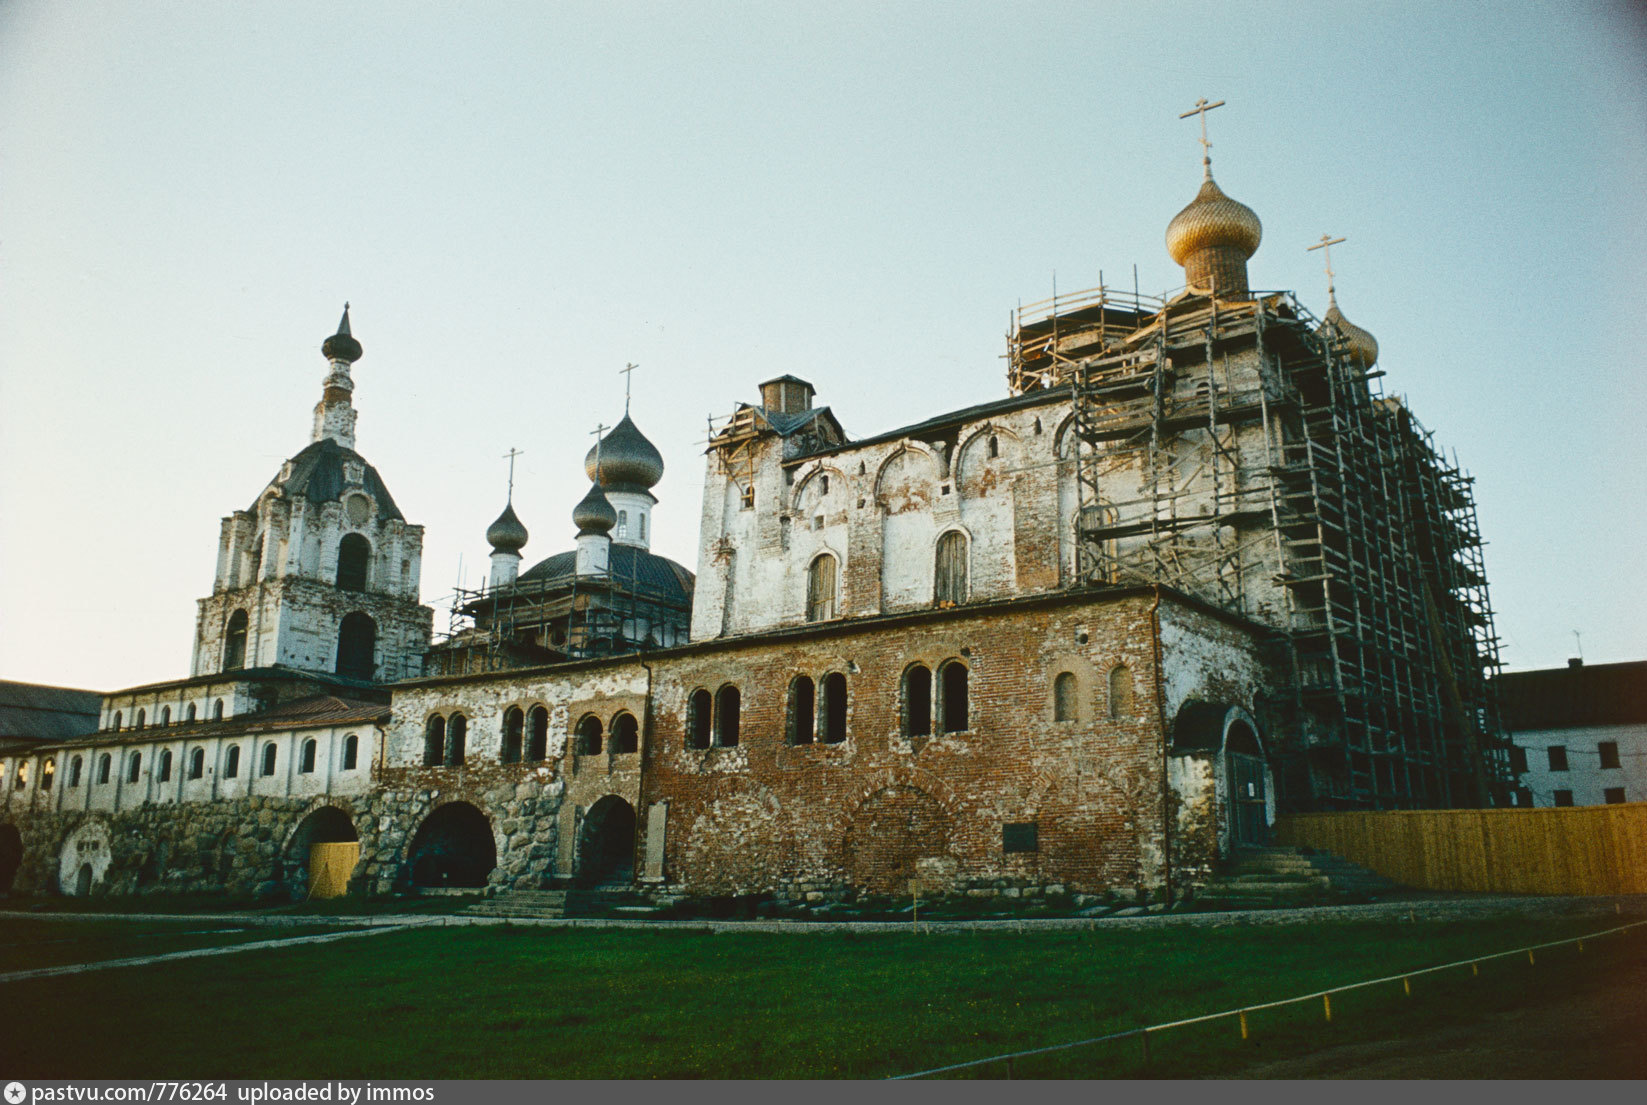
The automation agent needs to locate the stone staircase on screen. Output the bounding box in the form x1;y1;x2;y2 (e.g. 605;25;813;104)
463;884;666;920
1195;845;1405;908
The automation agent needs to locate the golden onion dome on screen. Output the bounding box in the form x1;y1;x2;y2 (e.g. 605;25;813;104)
1165;176;1263;266
1319;300;1380;370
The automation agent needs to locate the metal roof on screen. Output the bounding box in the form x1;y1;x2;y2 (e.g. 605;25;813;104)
1496;660;1647;732
250;437;403;520
0;680;102;744
516;543;694;606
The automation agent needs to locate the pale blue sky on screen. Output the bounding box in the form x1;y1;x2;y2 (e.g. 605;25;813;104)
2;1;1642;690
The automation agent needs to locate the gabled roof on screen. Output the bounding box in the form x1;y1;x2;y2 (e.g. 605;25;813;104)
1496;660;1647;731
0;680;102;743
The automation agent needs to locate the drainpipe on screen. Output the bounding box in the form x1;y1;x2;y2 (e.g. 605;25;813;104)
637;658;654;884
1150;585;1172;908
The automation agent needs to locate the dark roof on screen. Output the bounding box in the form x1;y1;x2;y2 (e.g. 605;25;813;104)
516;544;694;606
786;389;1066;463
251;437;403;521
50;694;388;752
1496;660;1647;731
0;680;102;743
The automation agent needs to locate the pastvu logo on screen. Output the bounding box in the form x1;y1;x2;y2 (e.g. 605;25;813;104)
5;1081;26;1104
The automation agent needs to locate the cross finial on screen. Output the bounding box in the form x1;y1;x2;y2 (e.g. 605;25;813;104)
590;422;609;467
619;363;639;414
502;447;523;502
1307;233;1347;304
1179;97;1226;179
1573;629;1584;661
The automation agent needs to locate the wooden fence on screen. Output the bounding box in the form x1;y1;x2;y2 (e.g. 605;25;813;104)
307;841;360;899
1275;803;1647;896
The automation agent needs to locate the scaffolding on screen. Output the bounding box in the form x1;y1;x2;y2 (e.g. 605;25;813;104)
1010;283;1510;811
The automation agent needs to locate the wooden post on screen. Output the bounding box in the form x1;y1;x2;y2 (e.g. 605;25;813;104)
1323;993;1333;1023
1471;962;1479;977
1239;1011;1249;1040
1402;977;1411;997
1528;949;1536;966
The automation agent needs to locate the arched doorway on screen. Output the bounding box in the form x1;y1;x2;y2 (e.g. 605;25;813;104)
0;824;22;894
407;802;496;888
1226;721;1268;847
286;806;360;899
577;796;636;887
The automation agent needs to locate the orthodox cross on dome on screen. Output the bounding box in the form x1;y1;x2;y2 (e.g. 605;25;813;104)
1178;97;1226;179
620;362;639;414
589;421;609;466
502;447;523;502
1308;233;1347;303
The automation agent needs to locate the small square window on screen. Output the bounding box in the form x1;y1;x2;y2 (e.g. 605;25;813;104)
1598;742;1620;769
1547;746;1569;772
1003;822;1039;854
1604;787;1626;805
1553;789;1574;807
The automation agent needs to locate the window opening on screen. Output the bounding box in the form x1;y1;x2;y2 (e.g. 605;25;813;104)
69;756;83;788
127;752;142;783
1108;664;1133;719
225;745;241;779
343;734;359;770
41;759;53;791
336;612;376;680
1599;741;1620;769
1053;671;1078;721
223;610;249;671
934;531;968;605
213;699;224;720
1604;787;1626;804
715;685;741;747
446;714;468;766
502;707;524;764
528;706;548;761
1553;789;1574;807
939;661;969;733
261;744;277;777
337;534;371;592
186;703;197;722
160;706;171;726
189;748;205;780
686;689;713;749
611;712;639;754
300;739;317;774
904;664;933;737
1547;746;1569;772
97;754;111;785
807;553;838;622
788;676;815;745
576;715;603;756
158;750;173;783
821;672;847;743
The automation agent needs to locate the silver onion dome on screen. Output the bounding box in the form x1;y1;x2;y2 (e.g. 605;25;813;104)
583;414;664;493
486;501;529;553
572;480;618;535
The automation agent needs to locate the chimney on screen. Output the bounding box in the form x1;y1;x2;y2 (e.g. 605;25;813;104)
1568;657;1583;669
759;375;815;415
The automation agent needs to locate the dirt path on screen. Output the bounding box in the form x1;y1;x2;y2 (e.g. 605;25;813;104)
0;923;412;983
1226;943;1647;1079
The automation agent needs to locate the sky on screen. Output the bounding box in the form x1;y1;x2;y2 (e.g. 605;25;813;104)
2;1;1643;691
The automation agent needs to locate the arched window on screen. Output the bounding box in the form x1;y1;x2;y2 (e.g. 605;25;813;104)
223;609;249;671
528;707;548;761
934;531;968;605
224;745;241;779
446;714;468;766
96;754;111;785
9;761;21;789
127;752;142;783
611;712;639;754
1108;664;1133;720
336;612;376;680
939;660;969;734
213;699;225;720
158;750;173;783
337;534;371;592
299;739;317;774
903;664;932;737
638;514;646;541
714;685;741;747
135;708;146;730
113;711;122;730
502;707;524;764
788;675;816;745
261;743;277;777
1054;672;1078;722
69;756;83;788
617;510;628;538
160;706;171;726
185;703;197;722
189;748;205;780
41;759;54;791
575;715;603;756
988;435;999;459
820;672;847;744
342;734;359;771
423;716;445;766
686;689;713;750
806;554;838;622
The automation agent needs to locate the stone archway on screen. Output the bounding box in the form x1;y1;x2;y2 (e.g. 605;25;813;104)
0;824;21;894
58;820;112;897
1225;720;1268;847
285;806;361;898
577;796;637;887
407;802;497;888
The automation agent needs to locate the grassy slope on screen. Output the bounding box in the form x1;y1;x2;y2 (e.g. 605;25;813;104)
0;919;353;973
0;915;1639;1079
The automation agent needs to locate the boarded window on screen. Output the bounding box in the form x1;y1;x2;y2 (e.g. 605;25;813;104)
611;712;639;754
788;676;816;745
939;661;969;733
225;745;241;779
223;610;249;671
1547;746;1568;772
336;612;376;680
821;672;847;744
158;751;173;783
502;707;524;764
446;714;468;766
1053;672;1078;721
1599;741;1620;769
343;734;359;770
261;744;277;777
715;685;741;747
424;716;445;766
1003;822;1039;853
934;531;968;605
1108;664;1133;720
337;534;371;591
807;554;838;622
686;689;713;750
300;739;317;774
576;715;603;756
904;665;932;737
189;748;205;780
528;706;549;761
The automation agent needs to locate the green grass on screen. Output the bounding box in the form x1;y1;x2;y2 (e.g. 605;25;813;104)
0;914;1640;1078
0;919;357;973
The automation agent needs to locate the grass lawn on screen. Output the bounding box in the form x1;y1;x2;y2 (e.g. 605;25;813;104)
0;913;1640;1079
0;919;358;973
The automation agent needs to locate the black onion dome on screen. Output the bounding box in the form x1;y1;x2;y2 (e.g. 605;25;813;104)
321;304;363;364
486;501;529;553
572;481;618;535
583;414;664;493
518;544;695;605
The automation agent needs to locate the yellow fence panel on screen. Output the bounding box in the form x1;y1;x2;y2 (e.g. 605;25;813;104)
1275;803;1647;896
308;841;359;899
